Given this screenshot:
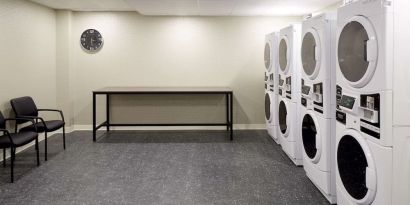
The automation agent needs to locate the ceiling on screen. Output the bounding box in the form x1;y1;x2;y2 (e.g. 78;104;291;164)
29;0;340;16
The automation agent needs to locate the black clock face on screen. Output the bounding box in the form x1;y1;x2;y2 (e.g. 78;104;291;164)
80;29;103;52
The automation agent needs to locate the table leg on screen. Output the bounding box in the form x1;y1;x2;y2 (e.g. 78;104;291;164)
106;94;110;132
93;93;96;142
226;93;229;131
229;93;233;141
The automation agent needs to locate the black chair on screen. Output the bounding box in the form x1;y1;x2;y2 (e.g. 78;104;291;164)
0;111;39;183
10;96;65;161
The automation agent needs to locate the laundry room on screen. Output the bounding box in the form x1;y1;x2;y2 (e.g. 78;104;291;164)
0;0;409;204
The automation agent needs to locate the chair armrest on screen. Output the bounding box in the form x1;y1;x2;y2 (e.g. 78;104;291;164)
0;129;9;134
0;129;13;144
5;118;38;132
37;109;65;122
16;116;46;131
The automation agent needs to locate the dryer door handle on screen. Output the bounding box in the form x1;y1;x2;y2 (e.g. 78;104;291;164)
314;45;320;61
366;39;377;62
365;167;377;191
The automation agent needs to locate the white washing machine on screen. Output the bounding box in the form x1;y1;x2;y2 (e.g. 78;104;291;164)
300;13;337;204
335;118;392;205
278;24;303;166
335;0;410;204
265;32;280;144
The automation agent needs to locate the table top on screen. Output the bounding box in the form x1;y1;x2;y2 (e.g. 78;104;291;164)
93;87;233;94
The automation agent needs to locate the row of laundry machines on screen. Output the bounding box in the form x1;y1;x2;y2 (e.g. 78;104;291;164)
264;0;410;204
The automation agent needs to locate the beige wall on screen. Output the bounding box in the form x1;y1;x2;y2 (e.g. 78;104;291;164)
0;0;56;160
1;1;329;129
67;12;300;128
56;10;74;127
0;0;56;119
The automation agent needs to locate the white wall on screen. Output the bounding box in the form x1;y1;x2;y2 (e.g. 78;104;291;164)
0;0;56;119
67;12;300;128
313;1;342;15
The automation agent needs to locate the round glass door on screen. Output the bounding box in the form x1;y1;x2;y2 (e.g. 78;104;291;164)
338;17;378;87
265;93;271;121
264;43;271;71
278;101;287;134
302;114;317;159
337;135;369;200
301;30;320;79
279;38;288;72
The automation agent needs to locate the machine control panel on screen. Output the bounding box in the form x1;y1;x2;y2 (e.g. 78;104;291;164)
339;95;356;110
285;76;292;96
312;82;324;111
336;110;346;124
278;75;284;97
269;73;274;91
336;85;342;109
279;76;284;86
269;73;274;82
286;76;291;86
301;98;307;107
360;94;380;111
302;85;311;95
313;83;323;95
336;88;381;139
359;94;381;139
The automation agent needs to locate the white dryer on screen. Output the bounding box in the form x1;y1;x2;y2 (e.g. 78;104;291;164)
335;0;410;204
300;13;337;204
265;32;280;144
278;24;303;166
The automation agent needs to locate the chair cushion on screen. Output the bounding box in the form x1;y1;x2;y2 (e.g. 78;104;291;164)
20;120;65;133
0;131;37;148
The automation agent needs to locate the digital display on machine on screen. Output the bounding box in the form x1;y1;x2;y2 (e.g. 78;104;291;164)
339;95;356;110
302;85;311;95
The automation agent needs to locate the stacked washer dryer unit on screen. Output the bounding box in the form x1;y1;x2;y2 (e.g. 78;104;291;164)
277;24;303;165
300;13;336;204
335;0;410;204
264;32;280;144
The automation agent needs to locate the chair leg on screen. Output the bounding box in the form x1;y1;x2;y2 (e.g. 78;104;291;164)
63;126;66;150
44;132;48;161
35;137;40;166
3;148;6;167
10;147;15;183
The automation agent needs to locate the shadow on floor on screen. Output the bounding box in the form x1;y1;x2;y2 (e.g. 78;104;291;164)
96;130;267;144
0;133;66;184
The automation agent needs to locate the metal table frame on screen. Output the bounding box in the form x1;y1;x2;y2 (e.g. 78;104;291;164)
92;87;233;141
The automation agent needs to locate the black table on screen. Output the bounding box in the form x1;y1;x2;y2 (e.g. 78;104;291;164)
92;87;234;141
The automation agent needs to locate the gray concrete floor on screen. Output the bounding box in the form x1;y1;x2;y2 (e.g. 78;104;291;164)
0;130;329;205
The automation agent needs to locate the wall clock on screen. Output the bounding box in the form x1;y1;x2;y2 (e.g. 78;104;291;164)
80;29;103;53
